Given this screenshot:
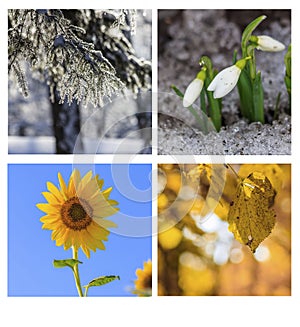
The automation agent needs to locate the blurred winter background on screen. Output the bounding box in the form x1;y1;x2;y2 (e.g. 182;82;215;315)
8;9;152;154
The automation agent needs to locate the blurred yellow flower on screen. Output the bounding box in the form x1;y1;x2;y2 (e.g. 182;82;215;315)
159;227;182;250
158;193;169;209
134;260;152;296
36;169;119;258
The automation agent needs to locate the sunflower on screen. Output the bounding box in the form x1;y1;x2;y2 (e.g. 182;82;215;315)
36;169;119;258
134;260;152;296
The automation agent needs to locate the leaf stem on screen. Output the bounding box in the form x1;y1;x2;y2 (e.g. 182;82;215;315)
225;164;241;181
72;247;84;297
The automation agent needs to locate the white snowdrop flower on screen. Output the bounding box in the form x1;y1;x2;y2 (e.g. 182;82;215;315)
252;35;285;52
207;58;249;99
183;69;206;107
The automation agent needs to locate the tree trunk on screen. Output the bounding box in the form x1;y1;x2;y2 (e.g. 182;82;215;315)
51;89;84;154
136;92;152;154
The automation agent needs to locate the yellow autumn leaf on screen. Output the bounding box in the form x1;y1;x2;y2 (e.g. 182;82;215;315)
186;164;212;183
238;164;283;194
227;171;276;252
187;164;226;216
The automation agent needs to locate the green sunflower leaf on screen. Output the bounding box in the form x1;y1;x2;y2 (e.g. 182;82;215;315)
53;258;83;269
84;275;120;296
84;275;120;288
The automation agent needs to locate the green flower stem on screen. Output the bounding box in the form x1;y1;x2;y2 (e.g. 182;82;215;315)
72;247;84;297
205;86;221;131
248;52;256;81
200;89;208;132
284;44;291;112
84;286;89;297
246;44;257;81
171;85;208;134
201;56;222;131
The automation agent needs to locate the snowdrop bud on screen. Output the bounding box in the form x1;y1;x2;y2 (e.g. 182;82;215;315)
183;69;206;107
207;58;249;99
251;35;285;52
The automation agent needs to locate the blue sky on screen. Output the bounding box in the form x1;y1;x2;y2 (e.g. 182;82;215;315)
8;164;152;296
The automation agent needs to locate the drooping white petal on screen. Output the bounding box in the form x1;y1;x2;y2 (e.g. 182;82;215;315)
207;65;241;99
183;78;204;107
256;35;285;52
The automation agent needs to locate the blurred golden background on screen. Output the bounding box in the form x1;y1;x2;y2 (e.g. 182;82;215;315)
158;164;291;296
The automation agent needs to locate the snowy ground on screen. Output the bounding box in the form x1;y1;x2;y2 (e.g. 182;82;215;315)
8;136;145;154
158;10;291;155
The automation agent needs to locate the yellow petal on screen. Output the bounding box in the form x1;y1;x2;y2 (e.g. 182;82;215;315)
93;196;118;209
47;182;64;202
87;222;110;240
79;171;93;189
40;214;60;222
36;203;59;214
51;225;66;240
81;243;91;258
80;230;97;252
78;179;99;200
102;187;113;198
63;229;74;250
56;234;67;247
108;199;119;206
72;169;81;192
94;217;117;228
93;238;105;250
58;172;68;200
71;231;82;249
42;220;63;229
93;205;119;218
67;176;76;197
96;175;104;189
42;192;61;205
68;169;82;196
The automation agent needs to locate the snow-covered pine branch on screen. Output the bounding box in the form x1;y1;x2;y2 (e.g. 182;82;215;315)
8;9;151;107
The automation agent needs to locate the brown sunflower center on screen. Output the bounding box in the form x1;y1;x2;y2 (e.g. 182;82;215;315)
143;274;152;289
61;197;93;231
140;274;152;290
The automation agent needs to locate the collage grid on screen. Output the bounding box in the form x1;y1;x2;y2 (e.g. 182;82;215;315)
2;2;298;326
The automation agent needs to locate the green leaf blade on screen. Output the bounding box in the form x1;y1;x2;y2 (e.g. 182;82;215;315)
171;85;209;133
53;258;83;269
237;69;253;120
84;275;120;289
252;71;265;123
171;84;183;98
241;15;266;56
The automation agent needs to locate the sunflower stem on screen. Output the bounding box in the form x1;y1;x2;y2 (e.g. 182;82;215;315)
72;247;84;297
84;286;89;297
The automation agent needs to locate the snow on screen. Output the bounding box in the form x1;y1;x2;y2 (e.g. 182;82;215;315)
8;136;146;154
